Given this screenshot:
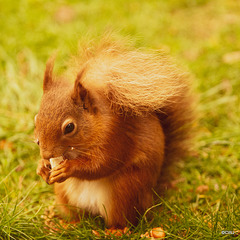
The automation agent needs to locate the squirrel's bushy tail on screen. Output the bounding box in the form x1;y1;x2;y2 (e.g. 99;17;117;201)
66;39;196;163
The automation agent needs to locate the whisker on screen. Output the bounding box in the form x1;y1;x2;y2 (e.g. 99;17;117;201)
67;145;126;165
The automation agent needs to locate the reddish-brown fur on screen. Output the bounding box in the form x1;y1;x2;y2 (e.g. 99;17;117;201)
35;39;195;228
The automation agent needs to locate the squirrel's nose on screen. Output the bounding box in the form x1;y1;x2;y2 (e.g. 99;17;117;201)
41;150;53;160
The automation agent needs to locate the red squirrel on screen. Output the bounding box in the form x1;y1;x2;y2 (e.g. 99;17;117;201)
35;40;195;228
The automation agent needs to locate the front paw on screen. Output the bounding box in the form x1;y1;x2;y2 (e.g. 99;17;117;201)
36;159;51;184
49;160;73;184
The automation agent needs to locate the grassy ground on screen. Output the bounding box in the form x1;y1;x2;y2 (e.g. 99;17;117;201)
0;0;240;239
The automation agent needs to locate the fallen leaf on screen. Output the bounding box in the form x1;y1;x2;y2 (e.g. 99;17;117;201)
105;227;131;237
92;230;100;236
141;227;165;239
151;227;165;239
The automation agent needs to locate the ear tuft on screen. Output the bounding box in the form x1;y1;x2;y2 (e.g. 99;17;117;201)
43;56;55;92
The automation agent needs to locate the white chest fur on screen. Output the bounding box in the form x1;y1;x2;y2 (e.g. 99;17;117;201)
62;177;111;217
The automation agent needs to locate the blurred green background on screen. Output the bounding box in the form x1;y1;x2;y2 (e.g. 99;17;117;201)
0;0;240;239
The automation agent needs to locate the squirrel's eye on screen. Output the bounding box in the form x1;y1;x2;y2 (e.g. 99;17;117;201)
64;123;75;135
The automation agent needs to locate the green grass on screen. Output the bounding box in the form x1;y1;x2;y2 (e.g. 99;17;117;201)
0;0;240;239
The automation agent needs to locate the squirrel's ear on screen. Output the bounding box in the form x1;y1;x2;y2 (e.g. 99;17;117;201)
71;69;97;114
43;57;55;92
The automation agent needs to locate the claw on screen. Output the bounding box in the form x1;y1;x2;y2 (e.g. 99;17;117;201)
44;162;51;170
